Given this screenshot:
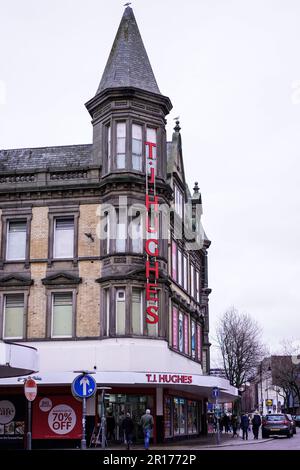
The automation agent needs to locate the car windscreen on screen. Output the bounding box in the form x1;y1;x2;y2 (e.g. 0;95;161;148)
266;415;285;421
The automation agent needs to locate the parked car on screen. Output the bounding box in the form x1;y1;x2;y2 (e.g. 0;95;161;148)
262;414;294;438
286;414;297;434
293;415;300;427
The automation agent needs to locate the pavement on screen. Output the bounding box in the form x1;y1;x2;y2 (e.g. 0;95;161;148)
99;430;274;451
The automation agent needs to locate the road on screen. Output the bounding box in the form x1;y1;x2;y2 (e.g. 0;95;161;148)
201;429;300;450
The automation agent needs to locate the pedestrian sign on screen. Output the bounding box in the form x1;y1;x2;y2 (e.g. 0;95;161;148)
71;374;96;399
212;387;219;398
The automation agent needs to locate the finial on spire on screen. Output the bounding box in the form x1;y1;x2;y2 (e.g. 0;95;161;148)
124;2;132;7
174;116;181;132
193;182;199;193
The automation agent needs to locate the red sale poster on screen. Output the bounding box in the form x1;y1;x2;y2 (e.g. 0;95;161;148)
32;395;82;439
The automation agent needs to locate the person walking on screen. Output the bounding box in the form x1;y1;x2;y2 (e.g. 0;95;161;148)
106;411;116;442
240;413;250;440
140;409;154;450
121;412;135;450
251;411;262;440
231;414;238;438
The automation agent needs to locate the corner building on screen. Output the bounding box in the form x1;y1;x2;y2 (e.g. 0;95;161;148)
0;7;237;447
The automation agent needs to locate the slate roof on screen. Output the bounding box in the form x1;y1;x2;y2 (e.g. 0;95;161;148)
0;144;92;172
96;7;160;95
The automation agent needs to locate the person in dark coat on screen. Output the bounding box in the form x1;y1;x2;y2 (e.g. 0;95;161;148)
106;411;116;441
231;414;238;438
240;413;250;440
251;411;262;439
121;412;135;450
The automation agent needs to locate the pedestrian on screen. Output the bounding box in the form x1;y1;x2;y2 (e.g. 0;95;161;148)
140;409;154;450
223;414;230;433
121;412;135;450
251;410;261;440
240;413;250;440
231;414;238;438
106;410;116;441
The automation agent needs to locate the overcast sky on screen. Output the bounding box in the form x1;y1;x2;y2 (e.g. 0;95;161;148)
1;0;300;359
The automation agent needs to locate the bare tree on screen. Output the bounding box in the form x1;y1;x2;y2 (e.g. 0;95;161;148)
216;307;266;389
271;342;300;412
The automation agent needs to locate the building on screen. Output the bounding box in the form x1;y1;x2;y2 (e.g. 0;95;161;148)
240;356;300;415
0;7;237;448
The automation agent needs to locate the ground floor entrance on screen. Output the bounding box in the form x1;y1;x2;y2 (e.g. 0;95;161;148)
98;392;155;444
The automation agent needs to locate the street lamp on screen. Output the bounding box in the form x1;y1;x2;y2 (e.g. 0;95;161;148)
97;387;112;449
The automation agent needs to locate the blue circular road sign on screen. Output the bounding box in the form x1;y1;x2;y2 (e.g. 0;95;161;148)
71;374;97;399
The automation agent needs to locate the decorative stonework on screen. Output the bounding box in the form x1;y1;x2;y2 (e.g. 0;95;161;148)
0;174;36;184
50;171;88;181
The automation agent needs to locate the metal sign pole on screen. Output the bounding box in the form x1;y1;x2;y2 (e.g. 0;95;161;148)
216;394;220;445
27;400;32;450
81;396;87;450
101;389;106;449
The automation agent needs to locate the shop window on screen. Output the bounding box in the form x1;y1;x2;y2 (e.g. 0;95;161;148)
132;288;143;335
3;293;24;339
187;401;198;434
132;124;143;171
164;397;172;438
51;292;73;338
173;397;186;435
6;220;27;261
116;288;126;335
54;218;74;259
116;122;126;169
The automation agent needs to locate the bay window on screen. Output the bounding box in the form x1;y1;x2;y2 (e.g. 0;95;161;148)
132;124;143;171
116;122;126;169
132;288;143;335
116;288;126;335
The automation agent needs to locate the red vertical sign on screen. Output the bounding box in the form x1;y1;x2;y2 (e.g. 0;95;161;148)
145;132;159;325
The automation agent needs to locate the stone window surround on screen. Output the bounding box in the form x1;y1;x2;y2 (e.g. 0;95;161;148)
0;289;30;341
47;205;79;267
45;286;78;339
0;208;32;269
101;281;163;338
103;117;161;176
